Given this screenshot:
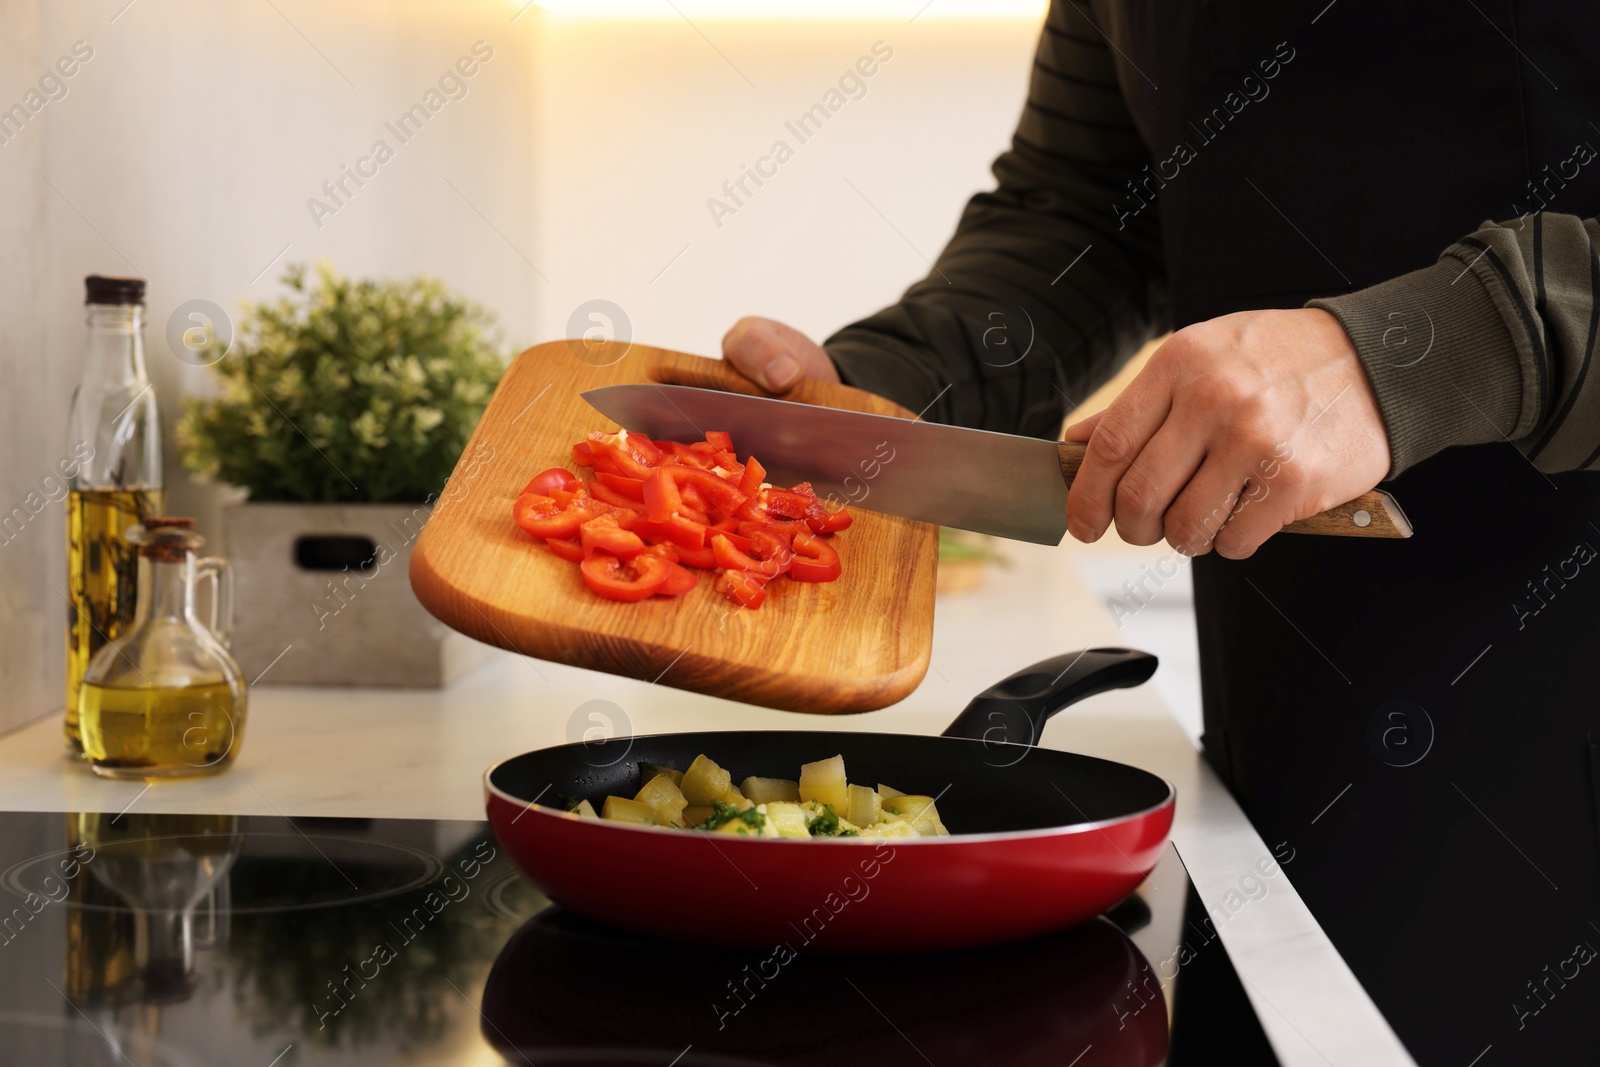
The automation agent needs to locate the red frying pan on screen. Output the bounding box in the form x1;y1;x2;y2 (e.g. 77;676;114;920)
486;647;1173;952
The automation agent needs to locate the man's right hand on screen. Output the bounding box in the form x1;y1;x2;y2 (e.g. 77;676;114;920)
721;317;841;391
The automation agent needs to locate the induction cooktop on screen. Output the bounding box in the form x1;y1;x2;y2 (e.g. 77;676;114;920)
0;810;1277;1066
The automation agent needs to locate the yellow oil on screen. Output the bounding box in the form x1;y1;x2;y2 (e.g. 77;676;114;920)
66;488;162;752
78;680;239;778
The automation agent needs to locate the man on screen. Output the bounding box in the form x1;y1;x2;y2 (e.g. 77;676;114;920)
724;2;1598;1059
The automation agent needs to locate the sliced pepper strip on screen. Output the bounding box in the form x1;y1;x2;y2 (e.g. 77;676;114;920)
642;467;682;522
711;532;788;579
514;492;596;539
786;529;841;582
580;553;672;602
580;514;647;559
715;569;768;609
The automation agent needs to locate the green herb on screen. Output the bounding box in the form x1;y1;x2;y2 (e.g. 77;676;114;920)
178;263;506;504
807;804;847;837
559;795;584;813
883;806;901;816
696;802;766;833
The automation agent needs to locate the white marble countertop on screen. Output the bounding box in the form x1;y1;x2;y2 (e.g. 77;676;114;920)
0;540;1413;1066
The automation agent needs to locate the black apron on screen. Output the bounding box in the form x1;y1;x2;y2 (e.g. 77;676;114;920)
1101;1;1600;1060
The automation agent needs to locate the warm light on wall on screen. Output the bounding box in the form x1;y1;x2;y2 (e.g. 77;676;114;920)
527;0;1047;18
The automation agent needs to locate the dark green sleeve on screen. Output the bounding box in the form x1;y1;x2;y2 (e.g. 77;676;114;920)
823;0;1168;438
1311;212;1600;476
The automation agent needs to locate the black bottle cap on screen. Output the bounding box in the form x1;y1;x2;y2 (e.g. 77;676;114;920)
84;275;146;306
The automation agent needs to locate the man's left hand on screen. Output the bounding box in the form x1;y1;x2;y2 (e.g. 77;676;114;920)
1063;308;1391;559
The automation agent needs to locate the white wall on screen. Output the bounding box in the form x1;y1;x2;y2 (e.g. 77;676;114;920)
0;0;1046;733
525;6;1041;354
0;2;55;735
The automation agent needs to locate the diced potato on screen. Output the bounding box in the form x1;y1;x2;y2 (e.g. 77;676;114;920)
846;784;882;828
742;776;801;805
880;794;929;817
708;804;773;837
882;795;948;836
798;755;849;814
571;799;599;820
858;820;920;838
634;774;689;827
721;783;749;804
683;804;714;827
681;754;734;805
601;796;656;825
877;783;905;799
764;801;812;839
638;761;684;788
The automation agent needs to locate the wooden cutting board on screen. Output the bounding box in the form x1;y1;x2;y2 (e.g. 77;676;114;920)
409;340;937;713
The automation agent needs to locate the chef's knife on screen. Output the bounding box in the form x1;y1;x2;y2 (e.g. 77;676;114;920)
581;384;1411;545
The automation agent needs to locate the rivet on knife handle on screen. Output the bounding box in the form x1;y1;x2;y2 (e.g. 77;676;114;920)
1055;442;1412;539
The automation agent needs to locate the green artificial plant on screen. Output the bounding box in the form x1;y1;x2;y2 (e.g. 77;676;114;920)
178;263;505;504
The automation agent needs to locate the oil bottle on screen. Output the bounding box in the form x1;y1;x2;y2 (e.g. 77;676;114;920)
65;275;164;754
78;518;247;778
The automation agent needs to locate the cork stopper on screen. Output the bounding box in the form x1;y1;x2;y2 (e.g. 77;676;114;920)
128;518;203;562
85;275;146;306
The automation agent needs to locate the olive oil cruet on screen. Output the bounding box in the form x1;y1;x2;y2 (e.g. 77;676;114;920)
78;518;248;779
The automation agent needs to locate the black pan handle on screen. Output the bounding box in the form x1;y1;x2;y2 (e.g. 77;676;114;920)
940;647;1158;747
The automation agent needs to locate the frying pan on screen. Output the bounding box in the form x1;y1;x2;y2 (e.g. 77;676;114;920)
485;647;1173;952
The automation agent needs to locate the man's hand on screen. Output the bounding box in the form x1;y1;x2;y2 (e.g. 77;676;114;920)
1063;308;1391;559
722;317;840;391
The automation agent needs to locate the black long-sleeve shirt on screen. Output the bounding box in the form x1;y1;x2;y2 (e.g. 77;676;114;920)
825;0;1600;479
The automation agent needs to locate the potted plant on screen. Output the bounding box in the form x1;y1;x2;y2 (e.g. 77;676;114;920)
178;264;506;686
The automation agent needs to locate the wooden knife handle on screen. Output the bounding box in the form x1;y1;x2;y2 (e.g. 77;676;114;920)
1056;441;1412;539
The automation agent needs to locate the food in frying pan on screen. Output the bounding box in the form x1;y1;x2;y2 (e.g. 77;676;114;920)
511;430;852;607
556;753;949;839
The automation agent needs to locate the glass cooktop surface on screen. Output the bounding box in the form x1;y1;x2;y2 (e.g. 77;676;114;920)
0;811;1276;1066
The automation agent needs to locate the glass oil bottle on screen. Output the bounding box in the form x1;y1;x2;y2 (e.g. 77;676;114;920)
65;275;164;753
78;519;247;778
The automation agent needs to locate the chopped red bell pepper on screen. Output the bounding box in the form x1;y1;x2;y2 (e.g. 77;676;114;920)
674;542;718;569
712;532;788;579
642;467;682;522
512;430;848;607
580;514;647;559
545;536;585;563
763;487;813;520
580;553;672;601
805;496;852;533
595;472;646;502
514;492;597;539
715;569;769;609
786;529;841;582
663;466;748;515
738;455;766;498
658;561;698;596
589;481;646;512
525;468;579;496
631;513;708;551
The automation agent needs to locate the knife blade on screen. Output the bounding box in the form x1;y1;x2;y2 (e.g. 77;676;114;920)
581;384;1411;545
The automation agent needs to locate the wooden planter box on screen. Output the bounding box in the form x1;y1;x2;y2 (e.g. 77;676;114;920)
222;502;494;687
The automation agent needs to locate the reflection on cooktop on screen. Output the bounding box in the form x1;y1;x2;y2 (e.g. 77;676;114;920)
481;908;1168;1066
2;817;445;914
0;811;1273;1066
